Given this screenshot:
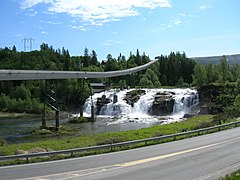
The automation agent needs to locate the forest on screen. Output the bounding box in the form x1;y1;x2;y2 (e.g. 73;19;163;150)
0;43;240;115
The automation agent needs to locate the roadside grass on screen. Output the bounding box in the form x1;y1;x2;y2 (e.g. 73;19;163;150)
1;115;213;155
1;114;238;166
220;170;240;180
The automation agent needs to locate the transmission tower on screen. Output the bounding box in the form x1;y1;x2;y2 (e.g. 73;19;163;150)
22;38;34;51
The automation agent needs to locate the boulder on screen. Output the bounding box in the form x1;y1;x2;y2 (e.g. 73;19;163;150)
96;95;111;115
15;149;28;155
149;91;175;115
183;113;196;118
28;147;48;154
123;89;146;107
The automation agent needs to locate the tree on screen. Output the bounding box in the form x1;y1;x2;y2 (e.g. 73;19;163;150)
12;45;17;53
145;69;161;87
14;84;31;100
135;49;142;66
192;64;207;87
90;50;98;66
139;75;154;88
83;47;90;67
234;95;240;111
104;54;118;71
40;43;49;51
63;49;71;70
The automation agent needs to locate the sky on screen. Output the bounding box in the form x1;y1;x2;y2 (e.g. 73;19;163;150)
0;0;240;60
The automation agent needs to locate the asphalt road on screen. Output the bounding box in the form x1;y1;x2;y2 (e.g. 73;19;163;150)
1;127;240;180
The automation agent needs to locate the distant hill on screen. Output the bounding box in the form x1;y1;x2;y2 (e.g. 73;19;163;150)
192;54;240;64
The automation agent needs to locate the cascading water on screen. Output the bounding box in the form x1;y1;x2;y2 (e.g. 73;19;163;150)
83;88;199;125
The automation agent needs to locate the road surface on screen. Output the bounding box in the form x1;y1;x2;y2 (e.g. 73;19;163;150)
1;127;240;180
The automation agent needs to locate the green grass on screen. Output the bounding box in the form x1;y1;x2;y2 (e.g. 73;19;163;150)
0;115;214;157
220;170;240;180
0;112;40;119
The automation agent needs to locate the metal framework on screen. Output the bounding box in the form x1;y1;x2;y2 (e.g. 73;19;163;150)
0;59;159;81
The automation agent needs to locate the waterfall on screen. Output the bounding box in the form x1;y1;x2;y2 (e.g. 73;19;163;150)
83;88;199;124
172;89;199;115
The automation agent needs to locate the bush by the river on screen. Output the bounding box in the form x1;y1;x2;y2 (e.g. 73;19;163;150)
0;94;43;114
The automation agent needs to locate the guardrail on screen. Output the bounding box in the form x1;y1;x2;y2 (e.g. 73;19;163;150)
1;120;240;161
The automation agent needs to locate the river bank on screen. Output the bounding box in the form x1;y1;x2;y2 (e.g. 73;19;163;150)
0;115;215;157
0;112;40;119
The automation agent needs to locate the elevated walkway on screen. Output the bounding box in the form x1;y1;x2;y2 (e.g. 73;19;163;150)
0;59;158;81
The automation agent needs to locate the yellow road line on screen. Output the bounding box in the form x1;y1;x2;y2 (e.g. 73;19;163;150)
19;137;240;180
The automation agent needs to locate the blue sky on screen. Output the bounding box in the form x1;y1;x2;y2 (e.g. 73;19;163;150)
0;0;239;60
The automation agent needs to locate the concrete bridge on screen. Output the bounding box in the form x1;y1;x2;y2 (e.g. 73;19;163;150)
0;59;159;129
0;59;158;81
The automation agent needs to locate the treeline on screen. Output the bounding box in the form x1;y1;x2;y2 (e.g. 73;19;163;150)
192;57;240;120
0;44;196;113
192;57;240;87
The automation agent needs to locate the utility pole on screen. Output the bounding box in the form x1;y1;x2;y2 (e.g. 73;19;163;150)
22;38;34;51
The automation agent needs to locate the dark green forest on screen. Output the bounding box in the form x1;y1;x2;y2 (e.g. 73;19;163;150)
0;43;240;115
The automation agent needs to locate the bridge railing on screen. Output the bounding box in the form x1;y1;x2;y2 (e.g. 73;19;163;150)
1;120;240;161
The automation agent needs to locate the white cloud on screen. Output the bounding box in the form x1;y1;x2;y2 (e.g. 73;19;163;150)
198;5;210;10
102;39;122;46
26;8;38;16
40;20;62;25
20;0;171;25
71;25;86;31
20;0;52;9
102;42;111;46
41;30;48;34
160;17;182;30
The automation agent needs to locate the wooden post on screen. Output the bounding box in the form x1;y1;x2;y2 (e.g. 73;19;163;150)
41;110;46;128
91;105;95;122
55;110;60;131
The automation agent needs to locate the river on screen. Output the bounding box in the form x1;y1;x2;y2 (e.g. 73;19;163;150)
0;88;199;144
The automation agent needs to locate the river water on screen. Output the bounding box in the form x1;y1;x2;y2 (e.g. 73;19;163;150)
0;88;199;144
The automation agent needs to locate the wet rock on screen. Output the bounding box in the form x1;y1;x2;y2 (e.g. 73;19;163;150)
149;91;175;116
123;89;146;107
183;113;196;118
96;95;111;115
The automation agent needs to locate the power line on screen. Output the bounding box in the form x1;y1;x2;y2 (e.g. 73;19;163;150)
22;38;34;51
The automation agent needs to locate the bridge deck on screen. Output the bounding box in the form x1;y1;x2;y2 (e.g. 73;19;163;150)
0;59;158;81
